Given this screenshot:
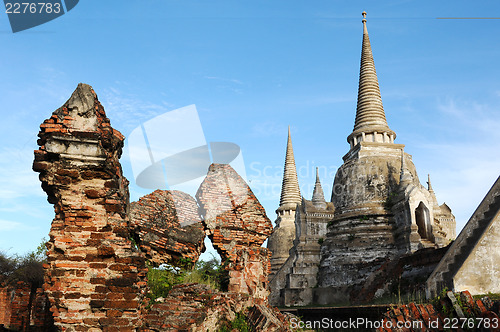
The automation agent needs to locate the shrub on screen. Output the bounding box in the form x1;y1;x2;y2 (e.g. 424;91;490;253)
0;238;47;289
218;312;250;332
147;256;224;300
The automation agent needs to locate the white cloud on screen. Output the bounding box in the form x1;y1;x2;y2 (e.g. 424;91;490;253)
100;87;176;134
0;147;45;200
251;121;290;138
203;76;244;94
436;98;500;140
204;76;244;85
412;97;500;232
0;219;37;231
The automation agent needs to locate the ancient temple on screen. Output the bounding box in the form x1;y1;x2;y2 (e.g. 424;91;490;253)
268;12;456;307
267;127;301;278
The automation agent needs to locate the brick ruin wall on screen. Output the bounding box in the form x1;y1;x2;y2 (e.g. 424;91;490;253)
130;190;205;267
196;164;273;297
24;84;290;331
33;83;147;331
195;164;272;262
0;282;53;331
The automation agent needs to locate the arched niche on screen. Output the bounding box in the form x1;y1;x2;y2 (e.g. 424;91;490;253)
415;202;431;240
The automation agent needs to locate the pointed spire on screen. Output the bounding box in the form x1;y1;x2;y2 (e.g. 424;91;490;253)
427;174;440;207
348;11;396;146
427;174;434;192
312;167;327;209
279;126;301;208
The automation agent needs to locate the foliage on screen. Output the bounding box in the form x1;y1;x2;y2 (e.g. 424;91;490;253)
218;312;251;332
317;238;324;245
0;238;47;289
430;287;449;307
147;264;182;299
474;292;500;301
147;256;224;301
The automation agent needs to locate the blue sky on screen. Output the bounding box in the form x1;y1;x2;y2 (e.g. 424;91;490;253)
1;1;499;259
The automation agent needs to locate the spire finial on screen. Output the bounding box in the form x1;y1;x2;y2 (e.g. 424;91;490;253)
347;10;396;148
279;127;301;208
312;167;326;208
427;174;434;192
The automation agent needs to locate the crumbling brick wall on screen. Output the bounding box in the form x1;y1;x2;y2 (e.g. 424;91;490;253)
196;164;272;264
227;247;270;302
196;164;273;298
140;283;291;332
0;282;53;331
31;84;290;331
33;83;147;331
130;190;205;267
0;286;10;327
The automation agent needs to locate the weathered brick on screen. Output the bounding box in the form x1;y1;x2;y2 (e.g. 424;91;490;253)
196;164;273;264
33;84;147;331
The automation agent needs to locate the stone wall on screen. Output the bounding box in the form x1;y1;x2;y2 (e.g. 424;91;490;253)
454;216;500;294
33;83;147;331
316;215;398;305
351;246;449;304
427;176;500;298
274;198;335;307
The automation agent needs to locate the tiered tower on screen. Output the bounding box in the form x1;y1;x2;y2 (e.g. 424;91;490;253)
267;127;301;277
276;168;334;306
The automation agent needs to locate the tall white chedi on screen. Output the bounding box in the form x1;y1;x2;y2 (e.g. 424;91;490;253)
267;127;301;277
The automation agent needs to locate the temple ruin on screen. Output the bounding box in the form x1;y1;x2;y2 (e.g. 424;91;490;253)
268;12;457;307
27;83;291;331
0;11;498;331
33;83;148;331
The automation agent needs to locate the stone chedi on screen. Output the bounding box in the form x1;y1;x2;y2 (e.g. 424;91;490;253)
269;12;456;306
267;127;302;278
33;83;147;331
130;189;205;267
269;167;335;306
